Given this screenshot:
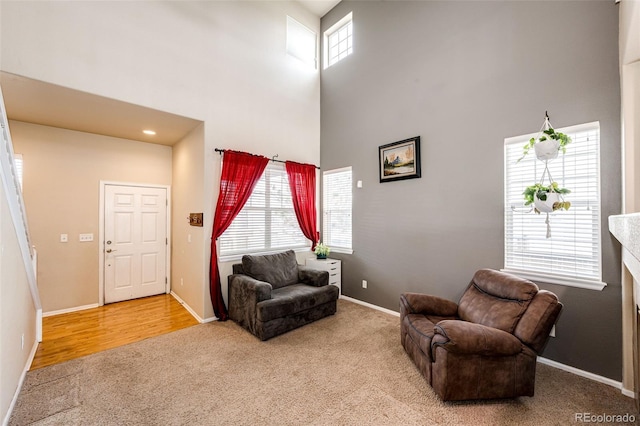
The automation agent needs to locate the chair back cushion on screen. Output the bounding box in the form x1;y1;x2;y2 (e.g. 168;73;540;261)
514;290;562;353
242;250;299;289
458;269;538;333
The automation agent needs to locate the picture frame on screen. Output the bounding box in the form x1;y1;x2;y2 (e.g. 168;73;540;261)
379;136;421;183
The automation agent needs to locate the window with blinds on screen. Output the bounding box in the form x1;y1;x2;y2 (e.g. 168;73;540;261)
324;12;352;69
218;163;309;259
322;167;352;253
504;121;603;289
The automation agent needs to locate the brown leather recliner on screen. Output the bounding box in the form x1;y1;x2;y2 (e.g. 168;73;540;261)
400;269;562;401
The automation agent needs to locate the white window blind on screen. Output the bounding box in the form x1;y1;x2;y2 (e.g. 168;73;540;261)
504;121;603;289
324;12;352;69
219;163;309;259
323;167;352;252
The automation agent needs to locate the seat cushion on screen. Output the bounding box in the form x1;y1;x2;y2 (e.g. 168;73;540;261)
242;250;299;290
256;284;339;322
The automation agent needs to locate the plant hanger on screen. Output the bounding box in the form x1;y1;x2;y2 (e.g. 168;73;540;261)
520;112;572;238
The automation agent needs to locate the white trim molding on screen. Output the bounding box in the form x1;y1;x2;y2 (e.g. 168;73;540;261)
538;357;633;398
170;291;217;323
99;181;171;306
501;269;607;291
340;295;399;317
43;303;100;317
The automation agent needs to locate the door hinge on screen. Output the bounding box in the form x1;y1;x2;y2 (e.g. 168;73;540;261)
165;277;168;284
166;238;168;245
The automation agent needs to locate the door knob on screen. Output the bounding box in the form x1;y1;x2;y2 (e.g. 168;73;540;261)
106;249;116;253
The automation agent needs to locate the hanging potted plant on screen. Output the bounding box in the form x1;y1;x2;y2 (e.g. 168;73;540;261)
523;182;571;213
518;127;572;162
314;242;330;260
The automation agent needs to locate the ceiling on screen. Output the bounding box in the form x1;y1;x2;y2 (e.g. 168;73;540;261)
297;0;341;17
0;2;340;144
0;72;202;146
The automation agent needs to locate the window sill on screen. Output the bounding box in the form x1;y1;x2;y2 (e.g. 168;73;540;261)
500;269;607;291
330;247;353;255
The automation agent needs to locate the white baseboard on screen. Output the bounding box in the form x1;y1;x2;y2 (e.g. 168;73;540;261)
340;295;400;317
170;291;217;323
43;303;99;317
537;357;632;397
4;340;39;426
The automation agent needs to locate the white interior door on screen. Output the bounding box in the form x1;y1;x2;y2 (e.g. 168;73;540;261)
104;184;167;304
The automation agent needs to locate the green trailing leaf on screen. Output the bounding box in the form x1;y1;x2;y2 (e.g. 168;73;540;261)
522;182;571;211
517;126;572;162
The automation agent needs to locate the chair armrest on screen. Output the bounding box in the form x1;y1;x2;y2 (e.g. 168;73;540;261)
228;274;272;304
432;320;522;358
298;266;329;287
227;274;272;332
400;292;459;317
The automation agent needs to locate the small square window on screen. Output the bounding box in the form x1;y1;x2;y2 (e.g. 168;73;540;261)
324;12;353;69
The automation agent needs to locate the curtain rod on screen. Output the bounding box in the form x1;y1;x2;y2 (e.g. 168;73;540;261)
214;148;319;169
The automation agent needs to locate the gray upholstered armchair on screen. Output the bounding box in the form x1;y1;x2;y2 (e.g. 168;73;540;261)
400;269;562;401
228;250;339;341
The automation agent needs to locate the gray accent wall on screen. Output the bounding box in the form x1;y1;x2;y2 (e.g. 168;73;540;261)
320;1;622;380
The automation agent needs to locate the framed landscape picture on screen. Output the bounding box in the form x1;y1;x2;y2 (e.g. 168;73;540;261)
379;136;421;183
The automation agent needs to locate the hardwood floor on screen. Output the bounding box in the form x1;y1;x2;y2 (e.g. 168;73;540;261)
30;294;199;370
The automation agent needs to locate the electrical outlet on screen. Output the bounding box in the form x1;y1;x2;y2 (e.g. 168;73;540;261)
181;278;184;286
60;234;68;243
79;233;94;242
362;280;368;289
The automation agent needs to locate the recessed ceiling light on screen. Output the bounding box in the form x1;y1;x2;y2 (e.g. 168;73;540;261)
143;129;156;135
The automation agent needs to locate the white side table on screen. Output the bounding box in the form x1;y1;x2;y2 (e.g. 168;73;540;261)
305;258;341;296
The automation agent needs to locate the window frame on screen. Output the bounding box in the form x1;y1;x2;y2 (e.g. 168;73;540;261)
503;121;606;291
323;12;353;69
322;166;353;254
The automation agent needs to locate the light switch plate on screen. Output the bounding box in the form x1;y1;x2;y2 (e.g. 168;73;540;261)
79;233;94;242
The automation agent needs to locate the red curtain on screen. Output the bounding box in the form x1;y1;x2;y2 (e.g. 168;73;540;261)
210;151;268;321
285;161;319;250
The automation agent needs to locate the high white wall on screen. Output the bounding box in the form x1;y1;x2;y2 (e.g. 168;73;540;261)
0;1;321;321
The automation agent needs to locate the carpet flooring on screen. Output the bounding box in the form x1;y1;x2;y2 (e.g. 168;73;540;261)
9;299;638;425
